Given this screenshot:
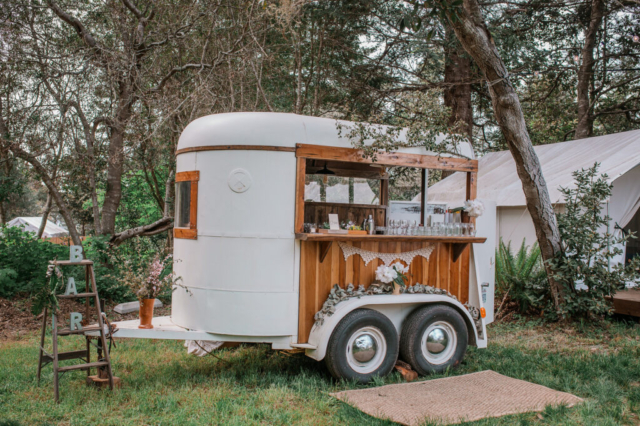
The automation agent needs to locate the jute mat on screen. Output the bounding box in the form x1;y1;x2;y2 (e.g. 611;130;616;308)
331;370;583;425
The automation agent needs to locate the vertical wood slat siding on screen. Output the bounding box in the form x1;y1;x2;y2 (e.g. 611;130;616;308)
297;240;471;343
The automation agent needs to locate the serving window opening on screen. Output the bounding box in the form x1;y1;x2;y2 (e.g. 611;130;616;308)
174;171;199;240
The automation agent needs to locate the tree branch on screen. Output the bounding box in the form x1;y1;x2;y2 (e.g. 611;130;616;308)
47;0;107;63
108;217;173;246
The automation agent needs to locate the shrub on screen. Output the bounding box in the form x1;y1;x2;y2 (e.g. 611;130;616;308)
549;164;640;319
495;239;548;315
0;226;138;304
82;235;133;303
0;225;67;298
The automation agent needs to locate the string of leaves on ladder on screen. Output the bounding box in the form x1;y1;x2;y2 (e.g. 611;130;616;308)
337;242;435;266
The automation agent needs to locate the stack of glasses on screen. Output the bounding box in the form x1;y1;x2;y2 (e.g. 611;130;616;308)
382;219;476;237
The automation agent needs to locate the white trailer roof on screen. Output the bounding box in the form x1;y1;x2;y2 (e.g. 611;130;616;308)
6;217;69;238
177;112;474;158
427;129;640;207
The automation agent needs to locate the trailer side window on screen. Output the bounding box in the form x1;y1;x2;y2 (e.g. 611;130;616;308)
174;171;199;240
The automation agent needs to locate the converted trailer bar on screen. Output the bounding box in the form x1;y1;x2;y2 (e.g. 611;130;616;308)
92;113;494;383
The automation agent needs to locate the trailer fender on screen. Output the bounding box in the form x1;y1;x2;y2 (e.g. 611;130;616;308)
303;294;485;361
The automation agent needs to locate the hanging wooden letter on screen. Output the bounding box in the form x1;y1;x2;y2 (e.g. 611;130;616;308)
69;312;83;331
70;245;83;262
65;277;78;295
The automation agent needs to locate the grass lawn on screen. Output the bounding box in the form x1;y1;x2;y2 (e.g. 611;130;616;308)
1;319;640;425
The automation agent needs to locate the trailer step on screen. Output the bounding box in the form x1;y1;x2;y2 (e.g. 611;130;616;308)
290;343;316;349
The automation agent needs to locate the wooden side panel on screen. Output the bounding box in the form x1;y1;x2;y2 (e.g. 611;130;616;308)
297;240;471;343
294;158;306;233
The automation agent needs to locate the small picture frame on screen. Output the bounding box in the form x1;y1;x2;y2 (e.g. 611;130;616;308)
328;214;340;230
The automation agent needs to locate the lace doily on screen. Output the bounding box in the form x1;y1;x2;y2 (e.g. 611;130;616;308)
338;242;435;266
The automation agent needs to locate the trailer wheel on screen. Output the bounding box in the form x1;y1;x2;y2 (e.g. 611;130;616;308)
400;305;468;376
325;309;398;383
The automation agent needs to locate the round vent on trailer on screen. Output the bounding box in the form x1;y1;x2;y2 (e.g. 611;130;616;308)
228;168;252;193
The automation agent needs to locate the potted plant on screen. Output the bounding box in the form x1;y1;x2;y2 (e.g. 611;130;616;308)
116;254;183;329
375;262;409;295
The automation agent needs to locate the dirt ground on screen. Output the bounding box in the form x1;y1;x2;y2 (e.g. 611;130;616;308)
0;297;171;340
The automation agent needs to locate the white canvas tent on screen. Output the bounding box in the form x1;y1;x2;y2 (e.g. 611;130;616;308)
426;129;640;262
6;217;69;238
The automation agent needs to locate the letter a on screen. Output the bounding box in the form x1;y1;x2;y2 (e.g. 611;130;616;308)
65;277;78;295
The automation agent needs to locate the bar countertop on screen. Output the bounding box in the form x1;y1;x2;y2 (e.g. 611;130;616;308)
295;233;487;243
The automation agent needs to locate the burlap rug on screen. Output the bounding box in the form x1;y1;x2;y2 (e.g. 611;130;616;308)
331;370;582;425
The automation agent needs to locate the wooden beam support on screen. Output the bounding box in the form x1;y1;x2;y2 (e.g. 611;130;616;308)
296;144;477;172
306;167;387;180
176;145;295;155
294;157;306;234
466;171;477;200
452;243;469;263
466;171;478;225
319;241;332;263
420;168;427;225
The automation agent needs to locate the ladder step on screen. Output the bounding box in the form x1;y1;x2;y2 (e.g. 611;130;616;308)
57;361;108;373
42;350;88;363
57;326;102;336
57;292;96;299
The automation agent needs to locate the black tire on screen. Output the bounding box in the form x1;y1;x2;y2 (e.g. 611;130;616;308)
399;304;468;376
325;309;398;383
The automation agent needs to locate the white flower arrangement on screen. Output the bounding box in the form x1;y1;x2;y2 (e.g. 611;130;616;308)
464;199;485;217
375;262;409;287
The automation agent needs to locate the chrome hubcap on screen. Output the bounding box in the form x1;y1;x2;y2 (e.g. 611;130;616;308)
421;321;457;365
346;326;387;374
352;334;377;363
426;327;449;354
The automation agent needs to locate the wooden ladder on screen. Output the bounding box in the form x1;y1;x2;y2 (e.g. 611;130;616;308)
37;260;114;403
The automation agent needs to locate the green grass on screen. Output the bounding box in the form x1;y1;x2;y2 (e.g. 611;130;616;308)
1;319;640;425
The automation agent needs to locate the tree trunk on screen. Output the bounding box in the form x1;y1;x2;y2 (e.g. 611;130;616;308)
444;26;473;142
445;0;565;312
575;0;605;139
37;192;53;239
100;84;133;235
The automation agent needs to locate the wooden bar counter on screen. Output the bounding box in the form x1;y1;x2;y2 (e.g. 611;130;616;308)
296;233;486;343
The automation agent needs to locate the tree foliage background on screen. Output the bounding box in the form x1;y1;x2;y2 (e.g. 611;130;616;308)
0;0;638;304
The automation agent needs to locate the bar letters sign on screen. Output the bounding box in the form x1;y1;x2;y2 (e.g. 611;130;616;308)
68;245;83;330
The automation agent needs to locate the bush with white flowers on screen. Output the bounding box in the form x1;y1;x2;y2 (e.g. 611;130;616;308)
375;262;409;288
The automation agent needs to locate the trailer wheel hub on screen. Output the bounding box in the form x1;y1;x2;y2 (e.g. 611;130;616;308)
422;321;457;365
346;326;387;374
352;334;377;363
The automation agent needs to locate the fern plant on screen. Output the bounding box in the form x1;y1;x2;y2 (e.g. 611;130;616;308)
495;239;549;315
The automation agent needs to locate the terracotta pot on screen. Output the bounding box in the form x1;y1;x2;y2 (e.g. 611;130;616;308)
392;283;402;295
138;298;155;329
